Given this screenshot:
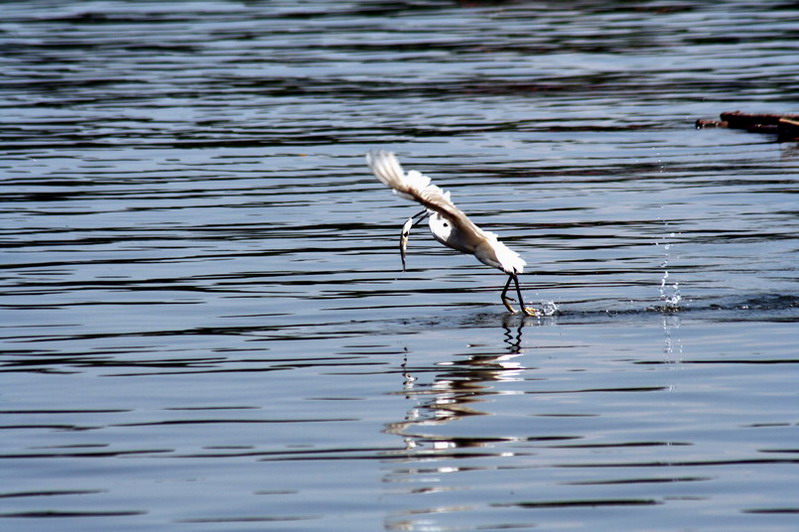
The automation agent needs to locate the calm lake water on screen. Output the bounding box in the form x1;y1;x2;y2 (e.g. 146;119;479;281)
2;1;798;531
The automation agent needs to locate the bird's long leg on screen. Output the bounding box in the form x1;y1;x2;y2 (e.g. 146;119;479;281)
500;275;517;313
512;274;538;317
400;210;429;271
501;274;538;316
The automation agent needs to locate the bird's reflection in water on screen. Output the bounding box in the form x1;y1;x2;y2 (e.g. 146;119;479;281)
387;314;537;452
501;313;524;354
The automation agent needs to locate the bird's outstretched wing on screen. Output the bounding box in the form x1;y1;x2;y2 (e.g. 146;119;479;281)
366;150;483;237
366;150;526;275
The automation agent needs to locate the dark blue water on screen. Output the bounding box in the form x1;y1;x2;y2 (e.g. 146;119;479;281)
2;1;798;530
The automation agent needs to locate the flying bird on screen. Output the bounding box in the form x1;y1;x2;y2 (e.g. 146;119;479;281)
366;150;537;316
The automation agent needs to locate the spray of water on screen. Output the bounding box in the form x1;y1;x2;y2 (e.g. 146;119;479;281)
657;225;683;368
540;300;559;316
657;232;682;310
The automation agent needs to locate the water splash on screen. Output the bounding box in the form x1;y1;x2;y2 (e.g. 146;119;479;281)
657;226;683;367
656;232;682;310
540;300;559;316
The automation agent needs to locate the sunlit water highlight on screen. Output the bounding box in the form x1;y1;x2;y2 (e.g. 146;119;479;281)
1;1;799;531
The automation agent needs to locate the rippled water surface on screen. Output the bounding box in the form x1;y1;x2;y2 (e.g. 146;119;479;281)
2;1;799;530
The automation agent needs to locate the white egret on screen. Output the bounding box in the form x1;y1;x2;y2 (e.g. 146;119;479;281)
366;150;537;316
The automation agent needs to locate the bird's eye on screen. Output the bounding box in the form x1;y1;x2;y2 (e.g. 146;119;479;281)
443;222;449;227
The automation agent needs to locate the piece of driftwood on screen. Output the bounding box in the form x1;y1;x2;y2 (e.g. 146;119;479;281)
778;117;799;141
696;111;799;140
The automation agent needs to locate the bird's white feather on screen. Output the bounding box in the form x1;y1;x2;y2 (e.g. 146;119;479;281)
479;232;526;275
